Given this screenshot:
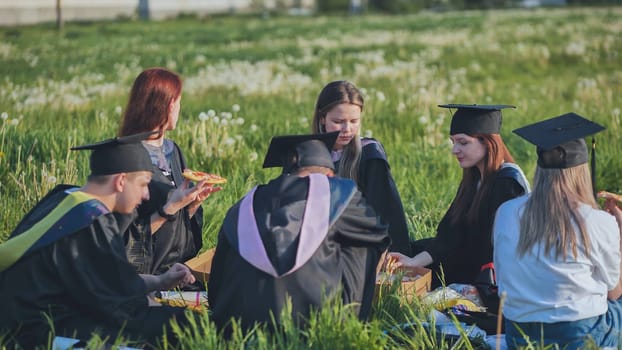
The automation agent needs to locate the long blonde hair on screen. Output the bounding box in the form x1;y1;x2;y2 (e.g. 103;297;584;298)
311;81;363;182
518;164;597;260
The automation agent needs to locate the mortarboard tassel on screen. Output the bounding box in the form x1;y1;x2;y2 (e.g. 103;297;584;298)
590;137;596;198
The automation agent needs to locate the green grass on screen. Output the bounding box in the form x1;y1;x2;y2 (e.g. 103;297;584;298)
1;7;621;349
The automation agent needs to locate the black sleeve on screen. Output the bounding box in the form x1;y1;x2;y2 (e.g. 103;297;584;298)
333;191;389;319
426;178;525;265
207;227;229;307
425;211;459;264
359;159;411;255
53;215;149;326
173;141;204;252
481;177;526;251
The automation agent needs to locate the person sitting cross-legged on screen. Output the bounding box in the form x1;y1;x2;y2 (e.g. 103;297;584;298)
208;131;390;335
0;132;196;349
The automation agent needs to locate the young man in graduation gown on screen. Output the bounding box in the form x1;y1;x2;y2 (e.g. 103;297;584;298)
208;131;390;333
0;133;196;349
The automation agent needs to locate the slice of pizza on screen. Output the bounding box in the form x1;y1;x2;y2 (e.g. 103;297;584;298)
597;190;622;203
182;169;227;185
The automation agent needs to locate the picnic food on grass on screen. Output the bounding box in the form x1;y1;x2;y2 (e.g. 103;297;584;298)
154;291;207;313
182;169;227;184
597;190;622;203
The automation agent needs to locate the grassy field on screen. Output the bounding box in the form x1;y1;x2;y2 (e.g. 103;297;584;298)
0;6;621;349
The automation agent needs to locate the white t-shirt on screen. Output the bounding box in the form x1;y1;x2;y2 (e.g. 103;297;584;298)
493;195;620;323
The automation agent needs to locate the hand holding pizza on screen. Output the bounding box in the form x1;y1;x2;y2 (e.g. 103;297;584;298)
163;180;211;216
599;191;622;226
598;190;622;203
183;169;226;217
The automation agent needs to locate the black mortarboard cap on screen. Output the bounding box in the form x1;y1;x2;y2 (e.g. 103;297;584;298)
439;104;516;135
513;112;605;169
262;131;339;171
71;131;156;175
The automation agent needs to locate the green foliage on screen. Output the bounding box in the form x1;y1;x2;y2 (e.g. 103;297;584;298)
1;7;621;349
316;0;351;13
369;0;426;14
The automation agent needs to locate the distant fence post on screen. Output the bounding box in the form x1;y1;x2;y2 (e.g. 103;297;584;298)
138;0;150;20
350;0;362;14
56;0;63;30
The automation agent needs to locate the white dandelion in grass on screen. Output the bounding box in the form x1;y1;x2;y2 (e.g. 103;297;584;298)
232;104;240;113
221;119;229;126
235;117;245;125
364;130;373;138
249;151;258;162
47;176;57;184
194;54;207;65
375;91;386;102
207;109;216;118
299;117;308;125
1;112;7;120
250;124;258;132
224;137;235;146
115;106;123;115
397;102;406;113
212;116;220;124
198;112;208;121
418;115;429;125
436;114;445;125
10;119;19;126
613;108;621;117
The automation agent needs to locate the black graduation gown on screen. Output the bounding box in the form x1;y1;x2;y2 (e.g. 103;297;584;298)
125;140;203;275
0;185;188;348
412;167;528;288
335;138;411;255
208;174;389;333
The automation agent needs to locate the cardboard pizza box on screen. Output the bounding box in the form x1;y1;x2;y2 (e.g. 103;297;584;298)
184;248;215;284
375;266;432;303
374;251;432;303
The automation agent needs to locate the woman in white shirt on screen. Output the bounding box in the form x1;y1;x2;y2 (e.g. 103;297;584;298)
494;113;622;350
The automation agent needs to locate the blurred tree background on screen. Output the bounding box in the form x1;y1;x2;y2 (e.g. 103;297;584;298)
315;0;619;14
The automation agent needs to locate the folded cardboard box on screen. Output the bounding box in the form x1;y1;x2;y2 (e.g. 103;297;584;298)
184;248;215;284
374;266;432;303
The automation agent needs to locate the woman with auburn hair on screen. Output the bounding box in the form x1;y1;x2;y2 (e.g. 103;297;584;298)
388;104;530;309
119;67;220;276
311;80;411;255
495;113;622;350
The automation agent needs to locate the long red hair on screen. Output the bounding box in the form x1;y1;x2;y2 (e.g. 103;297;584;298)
118;67;182;137
447;133;515;226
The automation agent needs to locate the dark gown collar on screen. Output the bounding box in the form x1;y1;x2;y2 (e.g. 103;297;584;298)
223;174;358;277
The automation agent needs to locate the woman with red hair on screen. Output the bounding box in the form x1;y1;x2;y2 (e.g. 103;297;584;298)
389;104;530;312
119;68;219;276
